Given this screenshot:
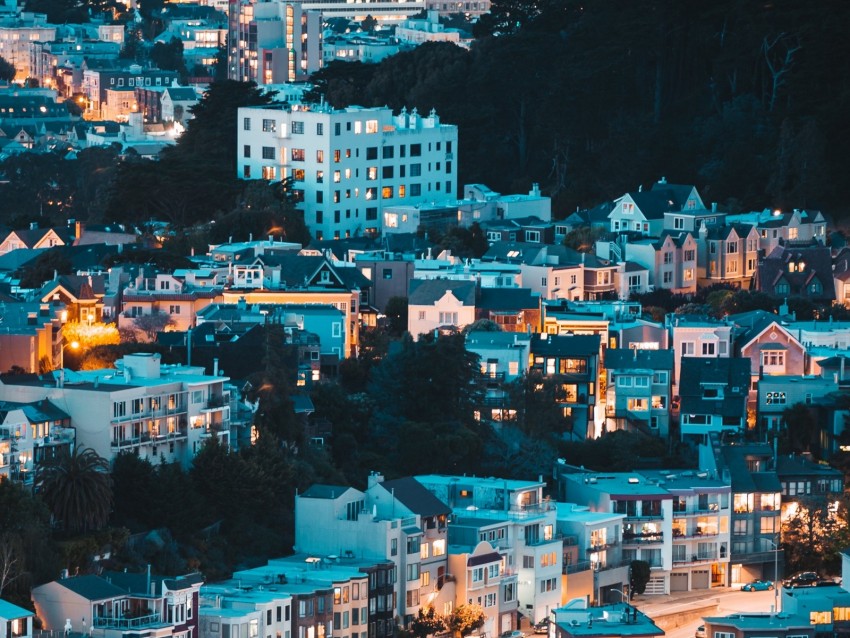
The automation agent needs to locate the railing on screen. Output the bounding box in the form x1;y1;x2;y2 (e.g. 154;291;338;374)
111;427;188;449
525;533;564;547
565;560;592;574
622;532;663;544
93;613;161;629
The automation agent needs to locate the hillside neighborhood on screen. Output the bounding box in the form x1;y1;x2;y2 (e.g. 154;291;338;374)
0;2;849;638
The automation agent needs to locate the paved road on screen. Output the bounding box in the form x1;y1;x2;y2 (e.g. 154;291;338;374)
637;587;780;638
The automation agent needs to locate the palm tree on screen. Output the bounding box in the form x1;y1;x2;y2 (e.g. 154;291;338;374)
35;447;113;534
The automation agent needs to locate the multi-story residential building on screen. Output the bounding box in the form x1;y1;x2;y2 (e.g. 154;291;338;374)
607;180;706;238
237;103;458;240
447;541;519;637
0;13;55;80
604;349;674;438
696;223;760;289
558;468;732;595
678;357;750;443
219;253;370;358
726;207;827;253
322;33;405;66
702;612;814;638
32;571;203;638
415;474;561;623
295;473;454;629
32;39;121;94
775;454;844;522
423;0;490;19
755;243;836;303
199;587;293;638
81;64;179;119
0;301;63;373
0;353;231;467
530;333;600;439
0;399;73;483
407;279;476;336
353;253;415;313
553;502;628;605
667;314;734;395
227;0;322;84
729;310;807;410
394;12;469;45
515;248;618;302
756;375;838;439
624;232;698;295
699;436;783;584
465;330;531;423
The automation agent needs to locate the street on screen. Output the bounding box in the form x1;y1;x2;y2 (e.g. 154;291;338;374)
639;587;781;638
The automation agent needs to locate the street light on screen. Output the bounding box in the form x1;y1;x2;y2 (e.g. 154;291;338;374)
608;588;628;605
60;339;80;370
763;537;781;612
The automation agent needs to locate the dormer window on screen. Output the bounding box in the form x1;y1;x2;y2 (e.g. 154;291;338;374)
623;203;634;215
318;270;331;284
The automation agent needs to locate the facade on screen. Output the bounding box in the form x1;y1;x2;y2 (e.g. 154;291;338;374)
624;232;697;295
552;600;663;638
199;587;292;638
667;315;734;394
558;469;732;595
407;279;476;336
0;13;56;80
604;349;674;438
0;353;231;468
678;357;750;443
32;572;203;638
699;437;783;585
81;65;179;119
529;333;600;440
755;244;836;303
696;223;760;289
0;599;34;638
415;474;561;623
0;400;73;483
237;104;458;240
227;0;322;84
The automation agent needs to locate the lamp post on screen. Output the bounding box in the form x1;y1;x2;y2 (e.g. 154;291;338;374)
763;537;781;612
60;339;80;370
608;588;627;605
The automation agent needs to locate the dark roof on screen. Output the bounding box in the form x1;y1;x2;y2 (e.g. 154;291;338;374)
477;287;539;311
605;348;673;371
703;223;756;240
380;477;450;518
530;333;600;357
678;357;750;417
625;191;681;219
757;244;835;301
301;484;352;499
467;551;501;567
164;87;198;101
0;398;69;423
40;273;105;299
408;279;476;306
102;570;203;596
717;443;781;493
775;455;844;481
57;575;128;601
727;310;798;349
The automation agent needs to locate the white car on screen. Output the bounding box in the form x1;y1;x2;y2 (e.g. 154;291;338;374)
501;632;524;638
695;625;706;638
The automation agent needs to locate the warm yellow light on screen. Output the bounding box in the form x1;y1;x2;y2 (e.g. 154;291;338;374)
69;340;80;350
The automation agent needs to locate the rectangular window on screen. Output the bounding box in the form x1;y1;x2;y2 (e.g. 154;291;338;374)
243;117;251;130
262;118;276;132
291;148;305;161
383;146;394;159
291;121;304;134
410;143;421;156
317;123;324;135
382;186;393;199
262;147;275;160
243;145;251;158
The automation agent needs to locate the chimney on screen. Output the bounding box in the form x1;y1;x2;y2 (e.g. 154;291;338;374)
367;471;385;489
30;221;38;230
658;176;667;185
27;312;37;325
75;220;85;240
213;358;219;376
711;202;718;213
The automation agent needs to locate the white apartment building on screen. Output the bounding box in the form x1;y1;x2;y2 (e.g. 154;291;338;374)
0;13;55;80
199;586;293;638
0;353;231;468
415;475;562;623
237;103;458;240
294;474;455;628
559;470;731;595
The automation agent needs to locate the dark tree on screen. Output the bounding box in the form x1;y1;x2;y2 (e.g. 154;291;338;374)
0;55;15;83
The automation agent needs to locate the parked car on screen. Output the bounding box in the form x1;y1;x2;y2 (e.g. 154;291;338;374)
784;572;819;588
695;625;706;638
741;579;774;591
501;632;524;638
533;620;549;635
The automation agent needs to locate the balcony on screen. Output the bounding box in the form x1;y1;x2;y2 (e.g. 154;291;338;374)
93;613;162;630
525;533;563;547
622;532;663;545
111;425;188;450
202;393;230;412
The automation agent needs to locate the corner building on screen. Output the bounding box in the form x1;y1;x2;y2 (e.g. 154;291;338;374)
237;104;458;240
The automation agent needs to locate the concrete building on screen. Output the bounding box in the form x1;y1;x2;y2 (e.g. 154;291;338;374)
0;353;231;468
227;0;322;84
236;103;458;240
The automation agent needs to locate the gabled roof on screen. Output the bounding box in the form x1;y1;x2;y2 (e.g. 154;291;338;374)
622;191;681;219
649;181;702;209
728;310;802;350
380;477;450;518
717;443;781;493
775;455;844;481
408;279;476;306
605;348;673;371
0;398;69;423
56;575;128;601
40;273;105;300
163;87;198;101
757;243;835;301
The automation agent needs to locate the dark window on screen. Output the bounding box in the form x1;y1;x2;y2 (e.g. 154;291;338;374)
366;147;378;160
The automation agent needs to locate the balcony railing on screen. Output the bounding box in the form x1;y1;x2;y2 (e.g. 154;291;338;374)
622;532;663;545
93;613;162;630
111;426;188;450
525;533;564;547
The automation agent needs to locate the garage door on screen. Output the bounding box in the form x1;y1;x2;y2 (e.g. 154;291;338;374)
670;573;689;592
692;570;710;589
644;577;667;595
